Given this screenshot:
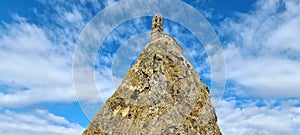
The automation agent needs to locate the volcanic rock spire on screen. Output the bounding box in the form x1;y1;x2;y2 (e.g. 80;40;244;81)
83;14;222;135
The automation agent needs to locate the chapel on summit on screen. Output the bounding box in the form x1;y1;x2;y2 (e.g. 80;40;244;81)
83;13;222;135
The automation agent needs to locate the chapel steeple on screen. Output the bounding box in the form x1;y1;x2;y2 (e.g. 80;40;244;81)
151;13;163;41
152;13;163;33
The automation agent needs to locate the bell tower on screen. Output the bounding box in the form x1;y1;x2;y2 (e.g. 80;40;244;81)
151;13;163;41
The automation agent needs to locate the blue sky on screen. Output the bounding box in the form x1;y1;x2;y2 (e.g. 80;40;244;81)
1;0;300;135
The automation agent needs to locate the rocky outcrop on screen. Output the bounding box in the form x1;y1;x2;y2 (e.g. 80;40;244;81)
83;13;222;135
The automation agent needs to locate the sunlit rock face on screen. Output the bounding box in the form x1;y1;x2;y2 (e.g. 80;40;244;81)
83;13;222;135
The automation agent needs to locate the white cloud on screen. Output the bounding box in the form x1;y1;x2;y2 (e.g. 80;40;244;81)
0;109;84;135
0;87;76;108
217;98;300;135
0;0;124;108
221;0;300;97
0;19;78;107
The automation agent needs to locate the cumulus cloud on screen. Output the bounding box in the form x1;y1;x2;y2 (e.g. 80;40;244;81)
217;98;300;135
0;109;84;135
0;19;76;107
221;0;300;97
0;0;109;107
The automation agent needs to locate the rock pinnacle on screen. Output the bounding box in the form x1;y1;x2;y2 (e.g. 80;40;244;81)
83;13;222;135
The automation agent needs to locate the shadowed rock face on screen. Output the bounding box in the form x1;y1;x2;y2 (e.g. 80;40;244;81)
83;14;222;135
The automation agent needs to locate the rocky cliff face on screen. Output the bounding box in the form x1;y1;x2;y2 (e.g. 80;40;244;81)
83;14;222;135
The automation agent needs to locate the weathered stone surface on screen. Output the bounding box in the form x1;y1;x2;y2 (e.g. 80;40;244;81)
83;14;222;135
